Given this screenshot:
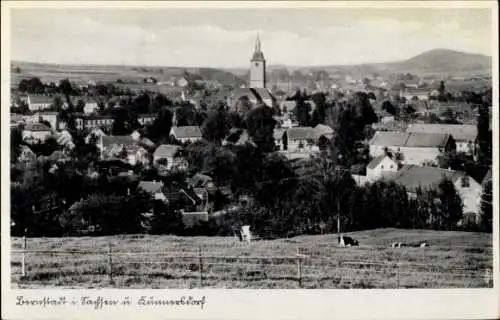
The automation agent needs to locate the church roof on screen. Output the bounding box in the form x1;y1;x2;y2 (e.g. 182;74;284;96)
251;33;265;61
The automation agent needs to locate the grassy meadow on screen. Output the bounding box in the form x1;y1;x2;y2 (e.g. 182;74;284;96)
10;229;493;289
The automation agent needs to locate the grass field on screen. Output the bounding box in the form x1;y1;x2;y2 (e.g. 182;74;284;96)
10;229;493;289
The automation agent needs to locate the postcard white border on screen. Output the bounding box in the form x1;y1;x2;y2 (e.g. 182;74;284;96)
1;1;499;320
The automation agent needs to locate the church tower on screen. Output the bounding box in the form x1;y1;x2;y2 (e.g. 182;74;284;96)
250;33;266;88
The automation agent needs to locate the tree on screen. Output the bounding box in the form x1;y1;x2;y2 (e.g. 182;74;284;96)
351;92;377;127
479;180;492;232
18;77;45;94
334;105;358;166
435;177;463;230
381;100;396;115
174;102;196;126
201;108;230;144
245;105;277;152
300;153;356;235
59;78;75;96
476;103;491;164
146;107;173;143
149;200;184;235
11;127;24;163
310;92;327;126
75;99;86;113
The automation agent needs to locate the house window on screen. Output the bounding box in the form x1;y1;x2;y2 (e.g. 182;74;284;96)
381;165;384;169
390;165;393;169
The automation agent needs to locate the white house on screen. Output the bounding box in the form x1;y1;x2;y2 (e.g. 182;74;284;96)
314;124;334;140
137;180;167;202
27;95;54;111
83;99;99;114
369;131;454;166
85;128;107;144
284;127;321;155
406;124;477;155
34;111;58;130
366;155;399;181
153;144;187;171
391;165;483;221
170;126;203;144
22;123;52;142
138;113;157;126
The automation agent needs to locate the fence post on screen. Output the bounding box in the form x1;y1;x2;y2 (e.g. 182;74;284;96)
21;236;27;277
198;246;203;287
296;248;302;288
108;242;114;284
396;263;400;289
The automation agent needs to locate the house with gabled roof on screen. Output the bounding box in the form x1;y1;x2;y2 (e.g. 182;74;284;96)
153;144;187;171
369;131;455;166
406;124;477;154
22;123;52;142
137;180;167;202
285;127;321;153
391;165;482;220
366;155;399;181
27;95;54;111
17;145;36;169
170;126;203;143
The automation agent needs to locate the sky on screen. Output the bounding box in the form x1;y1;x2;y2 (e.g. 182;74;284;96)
10;6;493;68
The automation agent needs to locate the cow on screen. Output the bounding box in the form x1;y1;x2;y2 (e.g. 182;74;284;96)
338;235;359;247
390;242;407;248
240;225;252;245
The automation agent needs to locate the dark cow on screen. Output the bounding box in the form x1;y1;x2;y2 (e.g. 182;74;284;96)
338;235;359;247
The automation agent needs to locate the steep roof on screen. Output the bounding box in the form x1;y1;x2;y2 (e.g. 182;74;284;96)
406;124;477;142
367;155;395;169
273;128;285;140
47;150;70;162
23;123;51;132
370;131;450;148
154;144;182;158
252;88;275;102
314;124;334;136
405;132;450;148
102;135;136;148
137;181;164;194
171;126;202;139
391;165;470;192
287;127;321;141
482;168;492;186
28;95;54;104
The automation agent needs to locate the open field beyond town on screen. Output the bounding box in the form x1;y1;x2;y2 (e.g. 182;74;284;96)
11;228;493;289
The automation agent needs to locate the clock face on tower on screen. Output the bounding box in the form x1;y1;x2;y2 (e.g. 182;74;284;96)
254;62;259;67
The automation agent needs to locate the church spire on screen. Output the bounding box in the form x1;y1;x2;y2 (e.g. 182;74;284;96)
254;31;261;53
251;31;265;61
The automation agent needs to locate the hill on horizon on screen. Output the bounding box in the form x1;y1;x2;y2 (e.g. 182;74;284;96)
11;49;492;86
227;49;492;77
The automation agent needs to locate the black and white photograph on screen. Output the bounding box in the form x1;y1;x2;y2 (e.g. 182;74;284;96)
2;0;497;303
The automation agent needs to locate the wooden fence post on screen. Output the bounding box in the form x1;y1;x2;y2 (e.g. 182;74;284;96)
21;236;27;277
296;248;303;288
396;263;400;289
198;246;203;287
108;243;114;284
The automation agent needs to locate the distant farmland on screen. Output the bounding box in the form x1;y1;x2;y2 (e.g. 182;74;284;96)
11;229;493;289
10;61;245;87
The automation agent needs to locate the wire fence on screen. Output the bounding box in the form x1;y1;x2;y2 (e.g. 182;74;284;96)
10;238;493;289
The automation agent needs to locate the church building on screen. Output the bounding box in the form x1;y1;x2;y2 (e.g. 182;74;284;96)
250;33;266;88
228;33;276;113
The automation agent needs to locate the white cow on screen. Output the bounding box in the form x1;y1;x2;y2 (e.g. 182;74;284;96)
240;225;252;245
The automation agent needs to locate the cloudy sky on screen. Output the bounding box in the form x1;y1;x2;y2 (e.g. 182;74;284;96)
10;6;493;68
